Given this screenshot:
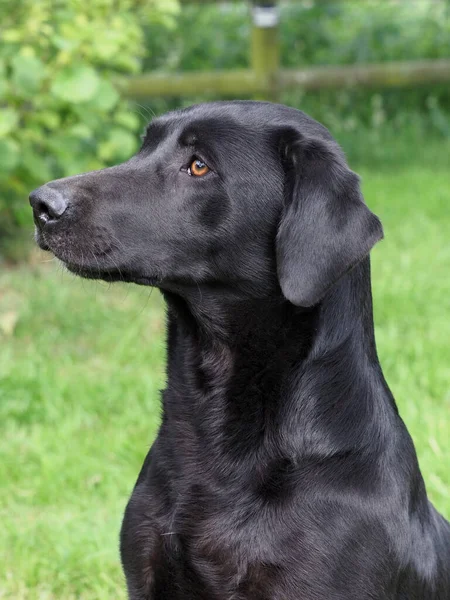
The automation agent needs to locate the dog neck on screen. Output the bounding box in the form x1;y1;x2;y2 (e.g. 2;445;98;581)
160;258;396;467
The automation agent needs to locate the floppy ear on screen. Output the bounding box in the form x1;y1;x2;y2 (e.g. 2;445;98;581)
276;128;383;307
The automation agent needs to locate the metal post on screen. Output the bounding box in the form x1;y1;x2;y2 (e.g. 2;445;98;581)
250;2;280;101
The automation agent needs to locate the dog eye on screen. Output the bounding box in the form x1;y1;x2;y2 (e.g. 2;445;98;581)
188;158;210;177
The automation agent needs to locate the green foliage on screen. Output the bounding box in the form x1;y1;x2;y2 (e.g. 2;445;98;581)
142;0;450;132
280;1;450;66
279;0;450;135
0;0;179;255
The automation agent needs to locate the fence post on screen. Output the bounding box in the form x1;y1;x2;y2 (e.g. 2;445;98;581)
250;1;280;101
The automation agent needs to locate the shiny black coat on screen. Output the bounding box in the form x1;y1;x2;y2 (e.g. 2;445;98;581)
30;101;450;599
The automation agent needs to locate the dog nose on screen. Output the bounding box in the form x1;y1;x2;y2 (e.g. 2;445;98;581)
29;186;69;224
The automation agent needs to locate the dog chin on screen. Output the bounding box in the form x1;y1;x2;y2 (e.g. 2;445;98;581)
65;262;122;282
64;262;159;287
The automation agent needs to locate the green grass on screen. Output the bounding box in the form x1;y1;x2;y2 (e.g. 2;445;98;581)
1;134;449;599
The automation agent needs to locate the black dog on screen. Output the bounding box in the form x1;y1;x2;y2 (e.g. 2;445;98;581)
30;101;450;599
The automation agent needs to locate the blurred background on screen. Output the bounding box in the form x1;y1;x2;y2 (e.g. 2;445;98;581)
1;1;449;598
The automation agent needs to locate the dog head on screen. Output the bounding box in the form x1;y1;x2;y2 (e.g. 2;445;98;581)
30;101;382;307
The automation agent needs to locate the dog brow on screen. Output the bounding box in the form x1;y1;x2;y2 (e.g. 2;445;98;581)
142;121;169;150
178;131;198;147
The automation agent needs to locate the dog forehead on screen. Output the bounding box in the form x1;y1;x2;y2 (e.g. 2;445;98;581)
142;115;240;154
149;101;334;148
153;102;281;139
143;118;270;169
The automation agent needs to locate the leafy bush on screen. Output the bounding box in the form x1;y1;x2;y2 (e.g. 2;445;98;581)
280;0;450;134
0;0;178;257
144;1;450;73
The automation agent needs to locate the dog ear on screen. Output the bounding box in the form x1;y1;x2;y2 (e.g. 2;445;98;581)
276;127;383;307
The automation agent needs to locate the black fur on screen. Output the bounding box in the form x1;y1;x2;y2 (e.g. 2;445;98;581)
30;101;450;599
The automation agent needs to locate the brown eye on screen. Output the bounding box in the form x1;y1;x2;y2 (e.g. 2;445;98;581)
188;158;210;177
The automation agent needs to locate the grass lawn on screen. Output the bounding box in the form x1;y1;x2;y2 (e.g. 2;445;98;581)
1;132;449;599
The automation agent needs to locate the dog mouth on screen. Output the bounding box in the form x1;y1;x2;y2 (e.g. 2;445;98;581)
34;227;51;252
35;223;114;255
34;226;117;278
34;226;160;286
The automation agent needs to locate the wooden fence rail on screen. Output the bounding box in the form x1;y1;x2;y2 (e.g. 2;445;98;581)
116;1;450;101
118;60;450;100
